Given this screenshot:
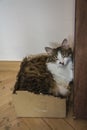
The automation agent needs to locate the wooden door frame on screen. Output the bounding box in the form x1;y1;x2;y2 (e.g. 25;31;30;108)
74;0;87;118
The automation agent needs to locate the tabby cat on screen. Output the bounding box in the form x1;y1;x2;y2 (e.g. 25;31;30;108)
13;39;73;97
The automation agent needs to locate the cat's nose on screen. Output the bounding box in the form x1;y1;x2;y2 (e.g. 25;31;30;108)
59;62;64;65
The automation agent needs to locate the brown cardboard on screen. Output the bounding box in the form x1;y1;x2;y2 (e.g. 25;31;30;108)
12;91;66;118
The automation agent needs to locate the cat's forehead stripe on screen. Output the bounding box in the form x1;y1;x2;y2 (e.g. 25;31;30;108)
57;51;62;59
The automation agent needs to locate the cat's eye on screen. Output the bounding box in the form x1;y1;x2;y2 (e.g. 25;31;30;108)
54;56;58;60
62;54;68;58
55;57;58;60
62;55;66;58
63;55;65;58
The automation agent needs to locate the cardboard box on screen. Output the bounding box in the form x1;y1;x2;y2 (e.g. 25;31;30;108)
12;91;66;118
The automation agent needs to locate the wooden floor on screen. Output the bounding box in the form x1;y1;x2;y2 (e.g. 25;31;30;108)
0;61;87;130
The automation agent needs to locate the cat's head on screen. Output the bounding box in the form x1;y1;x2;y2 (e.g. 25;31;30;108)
45;39;73;66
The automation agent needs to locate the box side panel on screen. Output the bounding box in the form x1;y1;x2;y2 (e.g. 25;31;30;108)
12;91;66;118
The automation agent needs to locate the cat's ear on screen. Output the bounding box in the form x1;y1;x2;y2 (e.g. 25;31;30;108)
62;39;69;49
45;47;53;55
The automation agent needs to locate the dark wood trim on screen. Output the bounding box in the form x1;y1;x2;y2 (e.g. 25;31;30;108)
74;0;87;118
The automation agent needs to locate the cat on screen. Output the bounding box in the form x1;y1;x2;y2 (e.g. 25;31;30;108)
13;39;73;97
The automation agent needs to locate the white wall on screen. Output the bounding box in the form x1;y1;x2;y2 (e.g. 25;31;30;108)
0;0;75;60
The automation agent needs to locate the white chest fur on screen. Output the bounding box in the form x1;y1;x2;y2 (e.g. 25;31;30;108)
46;61;73;96
47;61;73;83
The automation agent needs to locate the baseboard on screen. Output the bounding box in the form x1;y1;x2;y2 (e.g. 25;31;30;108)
0;61;21;71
